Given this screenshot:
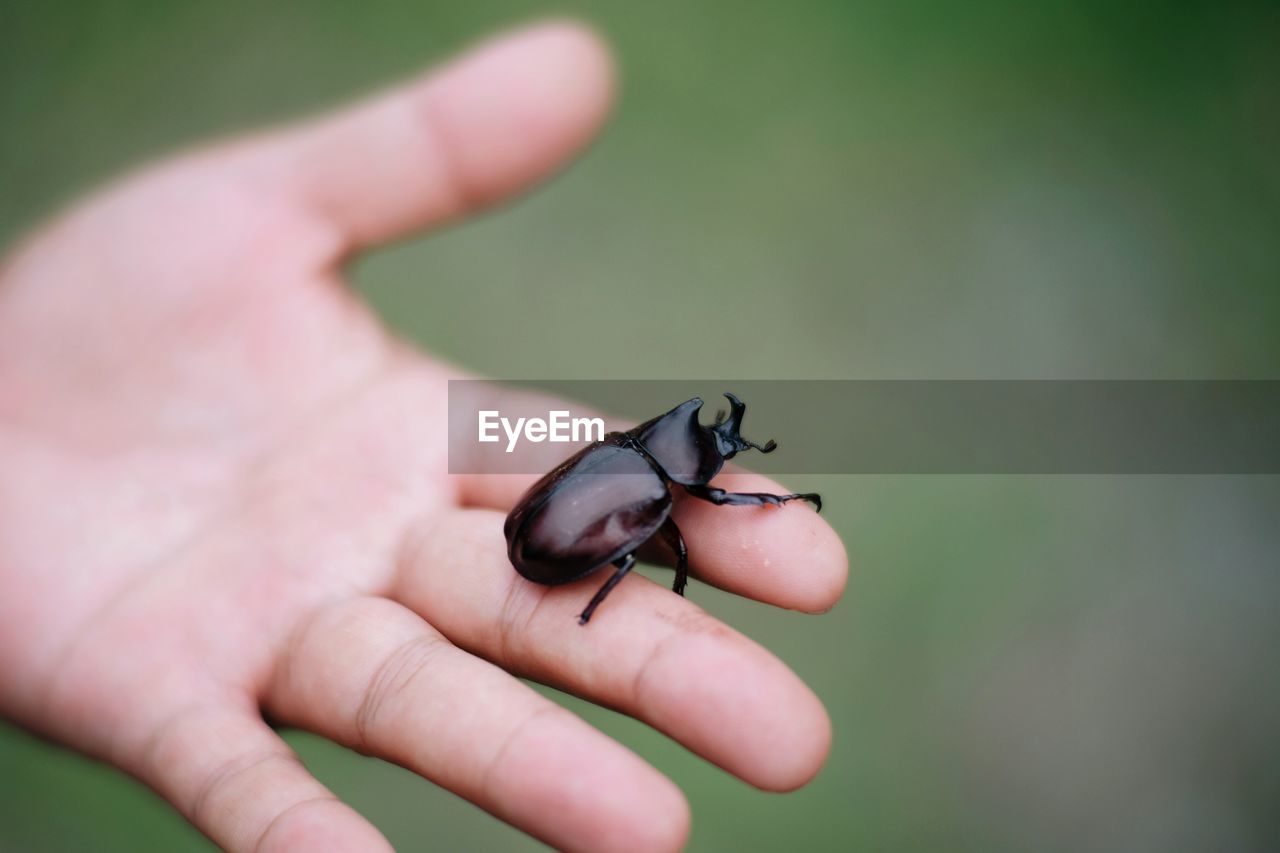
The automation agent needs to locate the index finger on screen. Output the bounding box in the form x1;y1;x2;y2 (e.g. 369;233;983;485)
458;467;848;614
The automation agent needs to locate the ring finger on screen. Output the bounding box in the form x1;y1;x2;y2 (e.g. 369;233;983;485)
264;596;689;853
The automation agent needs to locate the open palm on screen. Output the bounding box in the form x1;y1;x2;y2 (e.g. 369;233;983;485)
0;23;847;852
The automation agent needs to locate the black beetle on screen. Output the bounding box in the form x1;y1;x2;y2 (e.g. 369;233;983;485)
504;393;821;624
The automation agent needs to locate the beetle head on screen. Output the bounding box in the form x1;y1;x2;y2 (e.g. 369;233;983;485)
711;392;777;459
631;393;776;486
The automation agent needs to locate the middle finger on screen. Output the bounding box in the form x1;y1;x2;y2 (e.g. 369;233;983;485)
393;508;832;791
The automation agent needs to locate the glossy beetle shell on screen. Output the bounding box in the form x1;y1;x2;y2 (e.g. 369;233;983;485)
504;433;671;585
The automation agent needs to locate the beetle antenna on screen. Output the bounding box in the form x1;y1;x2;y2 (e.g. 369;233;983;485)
713;408;726;426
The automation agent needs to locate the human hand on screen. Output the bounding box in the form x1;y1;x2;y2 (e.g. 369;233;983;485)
0;21;848;852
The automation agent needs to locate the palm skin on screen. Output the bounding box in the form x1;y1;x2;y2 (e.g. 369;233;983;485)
0;22;848;853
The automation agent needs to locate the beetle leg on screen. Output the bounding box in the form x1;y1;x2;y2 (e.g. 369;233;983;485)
656;517;689;596
684;484;822;513
578;554;636;625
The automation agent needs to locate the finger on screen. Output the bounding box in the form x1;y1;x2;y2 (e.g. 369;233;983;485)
396;509;833;792
670;470;847;612
135;704;389;852
247;20;613;251
266;596;689;853
460;467;847;614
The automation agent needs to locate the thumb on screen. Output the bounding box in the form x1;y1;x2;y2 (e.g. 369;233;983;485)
249;20;614;253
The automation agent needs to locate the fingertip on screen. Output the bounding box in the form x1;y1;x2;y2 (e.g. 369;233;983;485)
257;799;393;853
751;687;834;792
672;473;850;613
250;18;617;250
635;623;833;794
790;511;850;615
635;770;692;853
419;18;616;209
702;632;833;793
492;708;690;853
513;18;617;103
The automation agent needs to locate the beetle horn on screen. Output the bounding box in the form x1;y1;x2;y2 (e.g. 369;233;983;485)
712;393;778;457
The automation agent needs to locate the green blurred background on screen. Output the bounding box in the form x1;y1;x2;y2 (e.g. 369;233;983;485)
3;1;1279;850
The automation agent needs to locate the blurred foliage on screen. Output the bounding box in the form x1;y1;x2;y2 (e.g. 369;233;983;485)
3;1;1278;851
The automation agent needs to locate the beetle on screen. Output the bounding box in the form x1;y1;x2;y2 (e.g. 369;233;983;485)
504;393;821;624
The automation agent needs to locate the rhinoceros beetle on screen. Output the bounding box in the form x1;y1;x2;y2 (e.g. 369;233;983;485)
504;393;821;624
